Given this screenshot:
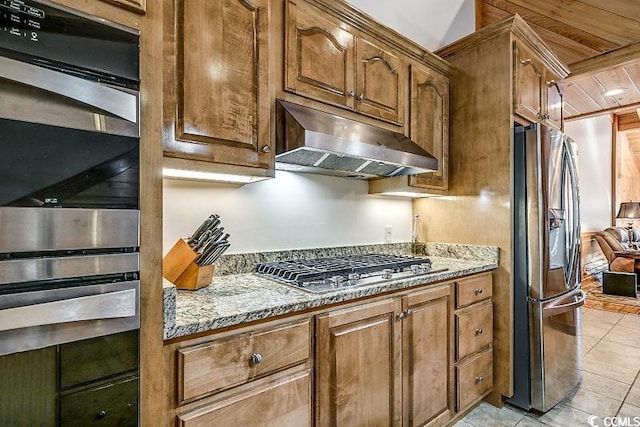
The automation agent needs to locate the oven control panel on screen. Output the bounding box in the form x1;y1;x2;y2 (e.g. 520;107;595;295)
0;0;44;43
0;0;139;84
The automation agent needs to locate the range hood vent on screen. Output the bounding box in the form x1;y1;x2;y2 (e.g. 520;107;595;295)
276;100;437;179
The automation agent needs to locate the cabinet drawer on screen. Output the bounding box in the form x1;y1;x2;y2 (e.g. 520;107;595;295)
178;370;312;427
59;374;138;427
456;273;492;308
456;348;492;411
456;302;493;360
59;330;138;389
178;319;311;403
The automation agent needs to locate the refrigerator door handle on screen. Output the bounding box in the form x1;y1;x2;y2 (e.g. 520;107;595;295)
542;290;586;318
562;136;581;287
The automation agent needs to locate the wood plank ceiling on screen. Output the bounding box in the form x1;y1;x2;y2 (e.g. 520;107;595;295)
480;0;640;120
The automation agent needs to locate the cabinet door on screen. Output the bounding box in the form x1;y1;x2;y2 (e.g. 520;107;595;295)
177;370;312;427
316;298;403;427
545;73;564;130
164;0;272;169
513;41;543;124
0;347;57;427
355;37;405;125
408;64;449;191
285;0;355;109
403;284;454;427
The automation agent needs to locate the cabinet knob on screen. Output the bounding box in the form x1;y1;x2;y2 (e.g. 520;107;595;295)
542;113;550;120
97;410;107;419
475;376;483;383
405;309;413;317
357;94;365;101
475;288;483;295
348;90;355;97
261;145;271;153
396;312;405;320
475;328;483;335
250;353;263;364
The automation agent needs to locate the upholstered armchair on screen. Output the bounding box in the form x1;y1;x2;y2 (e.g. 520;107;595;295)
594;227;639;273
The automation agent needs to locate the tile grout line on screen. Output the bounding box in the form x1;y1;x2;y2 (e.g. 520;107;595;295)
617;370;640;416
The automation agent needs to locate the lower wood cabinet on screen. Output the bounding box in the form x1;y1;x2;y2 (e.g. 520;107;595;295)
169;318;313;427
166;272;494;427
316;298;403;426
403;285;455;427
454;273;494;413
315;283;454;427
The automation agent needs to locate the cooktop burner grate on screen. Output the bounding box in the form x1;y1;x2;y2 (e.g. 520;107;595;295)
255;254;444;294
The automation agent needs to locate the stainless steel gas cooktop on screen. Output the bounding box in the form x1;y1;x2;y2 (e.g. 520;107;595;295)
255;254;447;294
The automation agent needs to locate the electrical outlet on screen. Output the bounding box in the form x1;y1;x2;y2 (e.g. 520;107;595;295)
384;225;392;243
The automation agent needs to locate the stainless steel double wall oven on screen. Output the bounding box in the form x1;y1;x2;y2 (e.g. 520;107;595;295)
0;0;140;424
0;0;140;355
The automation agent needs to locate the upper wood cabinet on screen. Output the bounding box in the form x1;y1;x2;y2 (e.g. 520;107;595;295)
285;0;354;110
355;38;405;125
285;0;406;126
513;41;544;124
408;64;450;191
513;40;565;130
545;75;564;130
163;0;273;172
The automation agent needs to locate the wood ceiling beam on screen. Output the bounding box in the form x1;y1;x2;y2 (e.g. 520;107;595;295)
565;101;640;122
618;112;640;131
566;42;640;80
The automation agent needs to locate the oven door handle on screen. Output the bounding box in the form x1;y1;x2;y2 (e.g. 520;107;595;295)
0;288;137;332
0;56;138;123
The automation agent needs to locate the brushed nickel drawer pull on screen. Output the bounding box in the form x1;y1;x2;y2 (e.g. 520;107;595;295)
261;145;271;153
475;376;483;383
475;328;483;335
250;353;263;365
475;288;483;295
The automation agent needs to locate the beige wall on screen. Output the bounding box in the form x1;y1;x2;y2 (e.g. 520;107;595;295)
564;115;613;232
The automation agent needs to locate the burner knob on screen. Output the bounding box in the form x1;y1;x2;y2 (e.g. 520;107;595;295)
348;273;360;282
382;269;394;279
410;265;421;274
421;263;431;273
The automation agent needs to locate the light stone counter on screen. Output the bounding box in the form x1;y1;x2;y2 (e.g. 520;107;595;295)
163;243;499;340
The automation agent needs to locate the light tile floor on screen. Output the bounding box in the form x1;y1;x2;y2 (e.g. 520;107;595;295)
455;307;640;426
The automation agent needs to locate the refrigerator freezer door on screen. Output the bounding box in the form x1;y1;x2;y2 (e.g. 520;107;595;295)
525;125;581;300
529;288;585;412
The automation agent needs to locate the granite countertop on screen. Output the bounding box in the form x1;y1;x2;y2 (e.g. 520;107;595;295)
163;242;499;340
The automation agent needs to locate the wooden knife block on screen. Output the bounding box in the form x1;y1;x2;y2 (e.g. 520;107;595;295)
163;239;215;291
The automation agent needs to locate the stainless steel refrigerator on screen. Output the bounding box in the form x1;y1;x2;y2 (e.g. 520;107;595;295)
508;123;585;412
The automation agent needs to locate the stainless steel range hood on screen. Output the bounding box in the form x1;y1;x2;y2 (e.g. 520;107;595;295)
276;100;437;179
